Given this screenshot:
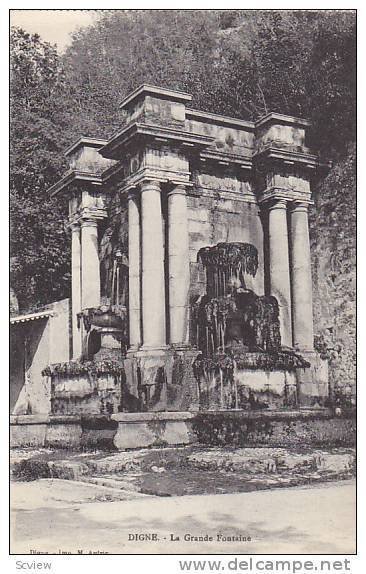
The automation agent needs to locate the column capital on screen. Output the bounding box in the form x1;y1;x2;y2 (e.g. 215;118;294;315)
167;182;187;197
289;200;311;213
67;217;80;232
127;187;139;201
267;198;288;211
140;179;162;192
80;217;99;229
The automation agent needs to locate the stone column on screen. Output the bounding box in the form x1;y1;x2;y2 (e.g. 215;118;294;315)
290;201;314;350
71;222;82;358
140;180;166;349
268;199;292;346
128;190;141;350
168;184;190;346
80;218;100;310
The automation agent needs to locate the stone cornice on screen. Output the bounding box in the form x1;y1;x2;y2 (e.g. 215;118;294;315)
102;161;125;184
255;112;311;129
49;170;103;197
99;122;215;160
188;186;258;205
253;144;318;168
199;149;252;170
119;84;192;109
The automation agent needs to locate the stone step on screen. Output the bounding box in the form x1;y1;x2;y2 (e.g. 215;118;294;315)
186;448;355;475
78;475;148;496
11;446;355;485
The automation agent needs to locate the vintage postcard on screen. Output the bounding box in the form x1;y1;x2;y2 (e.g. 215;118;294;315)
8;6;356;565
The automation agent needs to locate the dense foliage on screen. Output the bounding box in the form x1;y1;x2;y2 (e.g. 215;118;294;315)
10;10;356;311
10;28;71;310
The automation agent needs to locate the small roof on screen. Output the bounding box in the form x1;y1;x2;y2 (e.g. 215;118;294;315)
256;112;311;129
120;84;192;109
64;137;108;158
10;310;55;325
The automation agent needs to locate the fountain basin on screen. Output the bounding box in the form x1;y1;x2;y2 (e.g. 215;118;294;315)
78;305;126;330
193;351;309;411
42;360;125;415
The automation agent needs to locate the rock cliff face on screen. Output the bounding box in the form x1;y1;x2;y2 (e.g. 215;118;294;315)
309;144;356;398
10;287;19;316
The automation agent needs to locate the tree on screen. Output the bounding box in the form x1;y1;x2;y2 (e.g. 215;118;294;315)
221;10;356;156
10;10;356;311
61;10;355;159
10;27;71;310
61;10;225;136
306;11;356;156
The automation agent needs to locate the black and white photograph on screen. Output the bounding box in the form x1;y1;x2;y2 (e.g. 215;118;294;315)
7;6;357;564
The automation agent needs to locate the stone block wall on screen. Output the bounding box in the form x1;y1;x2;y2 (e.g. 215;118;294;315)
10;320;50;415
192;410;356;448
49;298;71;364
10;299;71;415
187;192;265;301
185;115;254;156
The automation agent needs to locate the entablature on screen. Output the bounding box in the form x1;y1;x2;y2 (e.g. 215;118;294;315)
49;170;103;197
49;85;328;208
99;122;215;160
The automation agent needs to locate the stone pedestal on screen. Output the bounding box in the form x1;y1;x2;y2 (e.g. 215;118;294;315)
81;218;101;309
297;350;329;408
167;184;190;346
51;371;122;416
128;190;141;350
290;201;314;350
92;328;123;361
140;180;166;350
71;222;82;358
111;412;195;450
122;348;200;412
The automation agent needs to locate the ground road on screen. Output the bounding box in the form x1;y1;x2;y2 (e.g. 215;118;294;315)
11;479;356;555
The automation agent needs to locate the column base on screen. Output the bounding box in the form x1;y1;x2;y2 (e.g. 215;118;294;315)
169;343;192;351
126;345;141;357
137;345;169;356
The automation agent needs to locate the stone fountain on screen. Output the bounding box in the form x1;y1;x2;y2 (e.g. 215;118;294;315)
29;84;331;450
78;249;128;361
44;250;128;416
192;242;310;411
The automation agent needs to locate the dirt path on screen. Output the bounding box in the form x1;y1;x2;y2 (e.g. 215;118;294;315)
11;478;355;555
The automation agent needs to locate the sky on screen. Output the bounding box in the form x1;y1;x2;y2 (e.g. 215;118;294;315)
10;9;98;51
